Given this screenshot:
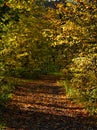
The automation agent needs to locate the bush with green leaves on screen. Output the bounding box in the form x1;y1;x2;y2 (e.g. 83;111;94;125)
68;54;97;114
0;77;14;105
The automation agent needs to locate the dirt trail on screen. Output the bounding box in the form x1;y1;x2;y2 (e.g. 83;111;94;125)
1;76;97;130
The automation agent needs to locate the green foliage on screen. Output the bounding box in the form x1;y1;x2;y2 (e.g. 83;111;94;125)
0;0;4;4
0;77;14;105
0;0;97;115
48;2;97;114
0;0;61;106
69;55;97;114
0;123;6;130
0;0;57;78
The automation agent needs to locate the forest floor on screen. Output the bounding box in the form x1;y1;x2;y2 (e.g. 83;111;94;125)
0;75;97;130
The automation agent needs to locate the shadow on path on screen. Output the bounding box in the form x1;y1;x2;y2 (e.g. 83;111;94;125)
0;77;97;130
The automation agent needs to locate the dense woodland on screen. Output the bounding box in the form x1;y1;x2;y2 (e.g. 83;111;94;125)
0;0;97;124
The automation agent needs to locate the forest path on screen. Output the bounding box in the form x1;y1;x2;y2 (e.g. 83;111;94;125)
1;75;97;130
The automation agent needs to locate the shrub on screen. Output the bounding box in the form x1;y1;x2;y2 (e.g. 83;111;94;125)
0;77;14;105
65;55;97;115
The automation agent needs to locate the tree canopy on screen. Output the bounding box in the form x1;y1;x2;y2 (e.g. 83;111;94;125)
0;0;97;114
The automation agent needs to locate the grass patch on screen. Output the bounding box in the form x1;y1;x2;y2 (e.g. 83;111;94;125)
48;71;64;76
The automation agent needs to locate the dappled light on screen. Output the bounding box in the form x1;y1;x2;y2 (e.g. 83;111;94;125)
0;0;97;129
0;77;97;129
